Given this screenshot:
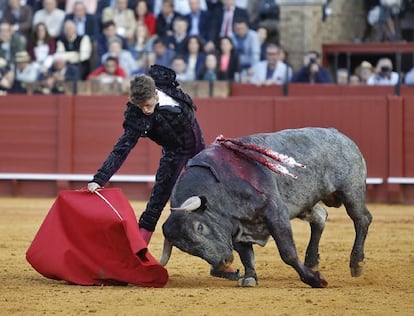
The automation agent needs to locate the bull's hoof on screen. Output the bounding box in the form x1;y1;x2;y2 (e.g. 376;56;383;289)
351;261;364;277
210;268;240;281
237;277;257;287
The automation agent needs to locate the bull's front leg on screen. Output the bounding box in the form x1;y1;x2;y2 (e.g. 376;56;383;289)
304;204;328;270
233;242;257;287
265;202;328;288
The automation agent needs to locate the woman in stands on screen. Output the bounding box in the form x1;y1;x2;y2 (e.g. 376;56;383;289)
215;35;240;81
27;22;56;76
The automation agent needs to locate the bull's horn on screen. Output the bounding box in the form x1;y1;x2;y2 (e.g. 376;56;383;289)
159;238;173;266
170;196;201;212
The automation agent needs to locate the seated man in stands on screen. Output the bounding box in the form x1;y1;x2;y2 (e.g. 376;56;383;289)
34;53;80;94
230;17;261;73
355;60;375;84
10;51;39;94
366;57;399;85
291;50;332;84
87;56;127;83
249;43;292;86
0;57;14;94
405;66;414;85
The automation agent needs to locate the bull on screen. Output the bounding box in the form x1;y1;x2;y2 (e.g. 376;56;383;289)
160;127;372;288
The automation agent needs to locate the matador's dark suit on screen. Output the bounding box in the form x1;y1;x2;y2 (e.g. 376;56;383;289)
91;65;205;232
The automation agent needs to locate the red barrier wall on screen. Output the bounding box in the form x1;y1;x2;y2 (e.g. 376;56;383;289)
401;95;414;203
0;91;413;203
196;97;277;142
0;95;61;173
230;83;398;97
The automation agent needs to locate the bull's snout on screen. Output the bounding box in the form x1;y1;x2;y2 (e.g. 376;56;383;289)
223;256;233;267
215;254;234;271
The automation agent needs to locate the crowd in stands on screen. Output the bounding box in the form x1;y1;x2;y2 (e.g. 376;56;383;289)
0;0;413;95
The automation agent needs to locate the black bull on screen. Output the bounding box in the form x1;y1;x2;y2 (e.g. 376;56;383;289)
160;127;373;288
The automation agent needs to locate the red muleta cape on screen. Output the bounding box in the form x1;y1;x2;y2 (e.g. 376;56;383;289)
26;188;168;287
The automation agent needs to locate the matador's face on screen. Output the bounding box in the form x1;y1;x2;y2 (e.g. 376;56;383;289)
136;91;159;115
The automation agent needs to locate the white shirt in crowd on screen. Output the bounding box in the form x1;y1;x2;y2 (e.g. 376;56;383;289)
367;72;399;85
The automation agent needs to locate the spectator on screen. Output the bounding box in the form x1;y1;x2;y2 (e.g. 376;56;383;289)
0;21;26;63
2;0;33;39
56;19;92;79
128;23;154;61
256;26;269;61
405;67;414;85
0;56;14;93
215;35;239;81
0;1;9;20
248;0;279;30
361;0;378;41
185;0;211;44
336;68;349;85
32;0;66;39
64;1;100;41
27;22;56;75
349;74;361;85
87;55;127;83
65;0;98;14
26;0;43;13
130;51;152;76
164;15;190;55
249;43;291;85
171;54;194;82
278;45;291;69
10;50;39;93
35;52;80;94
206;0;221;12
33;72;61;94
246;0;259;25
174;0;207;15
96;20;127;64
291;50;333;83
355;60;374;84
101;37;136;77
199;52;218;81
95;0;111;20
101;0;136;43
230;17;260;72
208;0;249;48
367;57;399;85
366;0;400;41
183;35;205;80
133;0;156;36
147;0;161;16
46;50;80;82
149;37;175;67
155;0;179;39
234;0;248;9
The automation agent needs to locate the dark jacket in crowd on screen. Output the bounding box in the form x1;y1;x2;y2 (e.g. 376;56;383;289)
291;66;333;83
64;13;100;41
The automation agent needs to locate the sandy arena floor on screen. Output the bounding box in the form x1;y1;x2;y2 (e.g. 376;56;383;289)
0;197;413;315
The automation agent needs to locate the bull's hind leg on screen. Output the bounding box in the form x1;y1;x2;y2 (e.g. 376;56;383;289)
342;192;373;277
265;201;328;288
302;204;328;270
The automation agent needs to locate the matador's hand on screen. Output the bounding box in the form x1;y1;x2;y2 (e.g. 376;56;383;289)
87;182;101;192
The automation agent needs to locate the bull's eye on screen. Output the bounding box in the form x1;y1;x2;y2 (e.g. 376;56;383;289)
193;221;208;235
197;223;203;233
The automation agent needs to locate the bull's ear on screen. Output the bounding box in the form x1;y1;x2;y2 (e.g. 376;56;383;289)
199;196;207;211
